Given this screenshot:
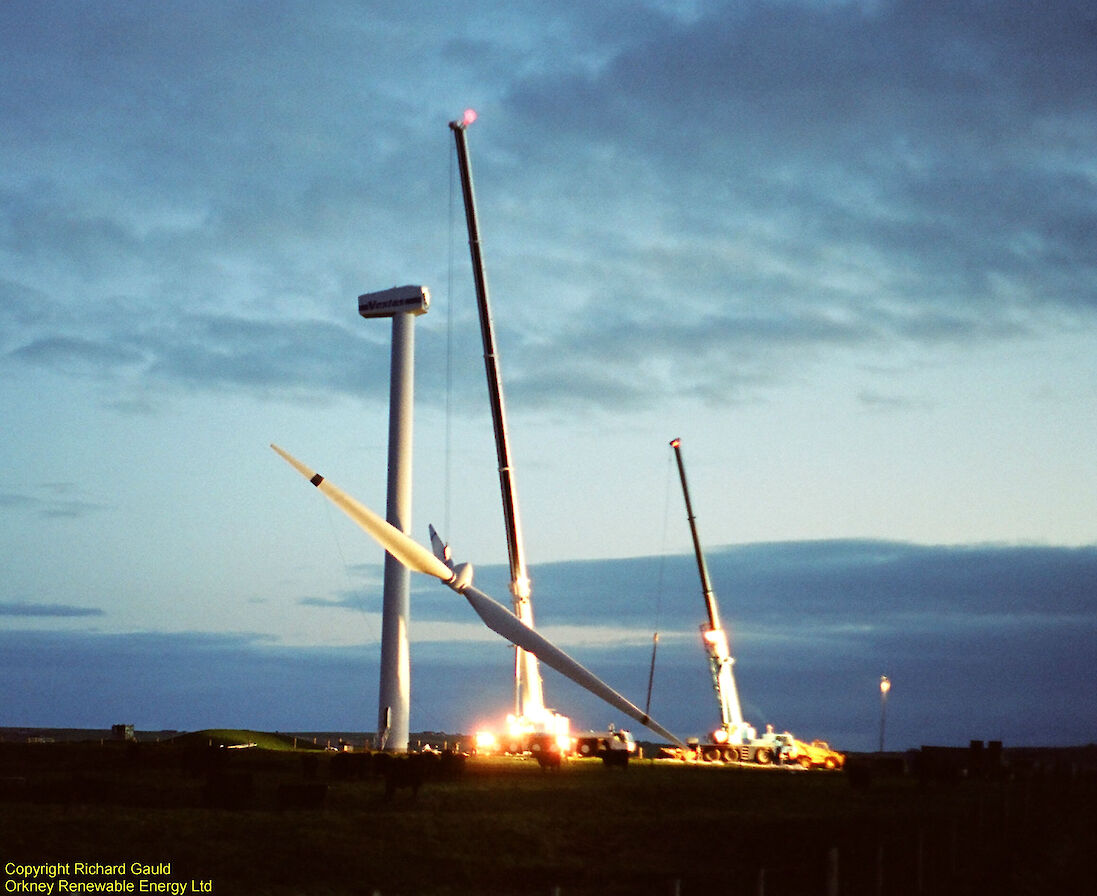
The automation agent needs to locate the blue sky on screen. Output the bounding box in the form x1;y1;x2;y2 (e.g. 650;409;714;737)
2;1;1095;750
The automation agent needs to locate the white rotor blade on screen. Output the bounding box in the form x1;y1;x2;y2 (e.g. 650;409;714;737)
428;524;454;568
271;444;453;581
271;444;683;746
460;583;683;746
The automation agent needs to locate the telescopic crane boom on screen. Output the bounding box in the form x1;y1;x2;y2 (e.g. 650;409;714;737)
449;110;549;730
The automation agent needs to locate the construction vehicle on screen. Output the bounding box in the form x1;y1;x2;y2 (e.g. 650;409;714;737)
575;727;636;766
682;725;800;765
792;738;846;769
668;438;795;765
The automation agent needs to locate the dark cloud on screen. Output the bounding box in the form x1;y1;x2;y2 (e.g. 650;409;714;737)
0;630;366;732
0;603;103;618
397;541;1097;635
300;592;373;612
507;305;880;410
0;487;106;520
11;336;146;375
2;302;463;409
857;390;934;413
488;541;1089;623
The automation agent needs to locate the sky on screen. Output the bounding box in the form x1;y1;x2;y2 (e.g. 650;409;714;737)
2;0;1095;751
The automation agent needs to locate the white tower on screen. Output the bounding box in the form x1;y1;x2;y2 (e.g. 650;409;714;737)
358;284;430;751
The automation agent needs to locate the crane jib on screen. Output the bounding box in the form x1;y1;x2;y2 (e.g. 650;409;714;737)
671;440;722;633
450;119;528;590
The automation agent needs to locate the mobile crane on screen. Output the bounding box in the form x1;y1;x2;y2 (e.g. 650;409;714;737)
449;110;571;753
669;438;796;765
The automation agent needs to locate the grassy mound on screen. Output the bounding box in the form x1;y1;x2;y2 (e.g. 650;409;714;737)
170;729;320;751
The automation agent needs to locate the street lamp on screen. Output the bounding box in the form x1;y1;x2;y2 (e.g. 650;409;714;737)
879;675;891;752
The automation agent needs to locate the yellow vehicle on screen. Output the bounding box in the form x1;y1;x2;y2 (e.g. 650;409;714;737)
794;739;846;770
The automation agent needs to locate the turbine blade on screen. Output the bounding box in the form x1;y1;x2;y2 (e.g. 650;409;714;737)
271;444;453;582
461;583;683;747
428;524;454;568
271;444;682;746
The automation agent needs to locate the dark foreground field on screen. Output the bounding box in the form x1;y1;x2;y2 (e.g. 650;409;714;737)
1;738;1094;896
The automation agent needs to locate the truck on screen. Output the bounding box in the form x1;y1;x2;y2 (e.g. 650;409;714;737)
792;738;846;770
689;726;799;765
668;438;796;766
575;727;636;766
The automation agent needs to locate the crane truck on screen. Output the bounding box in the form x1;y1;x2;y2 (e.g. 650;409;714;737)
667;438;797;765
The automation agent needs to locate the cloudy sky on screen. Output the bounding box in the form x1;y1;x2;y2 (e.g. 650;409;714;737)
2;1;1095;750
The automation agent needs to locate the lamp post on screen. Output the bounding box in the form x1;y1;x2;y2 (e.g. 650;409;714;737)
878;675;891;752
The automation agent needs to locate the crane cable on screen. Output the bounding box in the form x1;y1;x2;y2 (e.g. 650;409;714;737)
644;448;676;717
317;496;379;645
444;136;457;540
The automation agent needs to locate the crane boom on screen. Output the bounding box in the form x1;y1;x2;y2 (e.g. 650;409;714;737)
670;439;722;633
669;438;749;741
449;113;545;721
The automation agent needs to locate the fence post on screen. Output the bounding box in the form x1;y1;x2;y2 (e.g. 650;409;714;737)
916;829;925;895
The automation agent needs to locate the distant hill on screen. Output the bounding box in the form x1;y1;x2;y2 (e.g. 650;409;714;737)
0;727;469;751
0;727;182;744
167;729;323;751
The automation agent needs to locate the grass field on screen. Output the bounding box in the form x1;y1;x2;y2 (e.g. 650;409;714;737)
1;737;1094;895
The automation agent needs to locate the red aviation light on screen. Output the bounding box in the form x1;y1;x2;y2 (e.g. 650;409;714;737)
462;108;477;127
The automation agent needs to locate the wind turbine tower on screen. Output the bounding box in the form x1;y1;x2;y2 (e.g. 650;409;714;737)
358;284;430;751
